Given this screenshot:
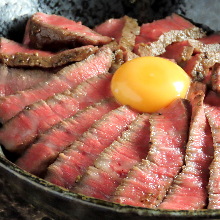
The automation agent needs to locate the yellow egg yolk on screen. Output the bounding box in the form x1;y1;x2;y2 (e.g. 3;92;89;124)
111;56;190;113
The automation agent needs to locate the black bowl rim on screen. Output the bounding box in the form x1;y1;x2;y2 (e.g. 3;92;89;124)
1;155;220;218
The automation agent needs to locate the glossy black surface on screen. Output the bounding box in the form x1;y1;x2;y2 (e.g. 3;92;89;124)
0;0;220;219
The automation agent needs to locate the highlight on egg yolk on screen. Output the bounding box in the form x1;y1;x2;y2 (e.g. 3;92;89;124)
111;56;190;113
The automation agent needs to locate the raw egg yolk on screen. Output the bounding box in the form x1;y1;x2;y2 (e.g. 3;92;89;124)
111;56;190;113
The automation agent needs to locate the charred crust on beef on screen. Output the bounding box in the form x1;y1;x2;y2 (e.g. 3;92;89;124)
94;16;140;63
134;14;206;57
118;16;140;61
136;27;206;57
0;46;113;123
183;52;220;82
0;38;99;68
187;81;207;102
161;41;194;64
25;12;112;50
211;63;220;94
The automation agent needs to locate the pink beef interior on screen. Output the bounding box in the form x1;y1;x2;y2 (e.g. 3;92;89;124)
35;12;108;39
1;11;220;211
0;37;52;56
94;18;125;42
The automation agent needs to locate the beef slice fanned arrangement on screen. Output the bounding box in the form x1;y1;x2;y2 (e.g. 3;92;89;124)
1;11;220;210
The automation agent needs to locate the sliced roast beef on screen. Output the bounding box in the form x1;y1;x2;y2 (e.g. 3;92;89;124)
135;27;205;57
199;33;220;44
181;38;220;82
187;81;207;102
186;39;220;54
159;91;213;210
112;98;190;208
0;46;113;123
161;38;220;64
161;41;194;64
94;17;125;43
211;63;220;93
95;16;139;51
73;113;150;200
0;73;113;153
167;38;220;55
118;16;140;61
204;90;220;107
202;52;220;69
95;16;140;62
0;38;98;68
0;64;54;96
134;13;205;57
204;103;220;209
110;48;124;73
44;106;138;189
16;99;119;176
24;12;112;50
183;54;207;81
183;52;220;81
135;13;194;45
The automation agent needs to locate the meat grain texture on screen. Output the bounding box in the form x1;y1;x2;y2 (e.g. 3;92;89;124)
1;11;220;211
